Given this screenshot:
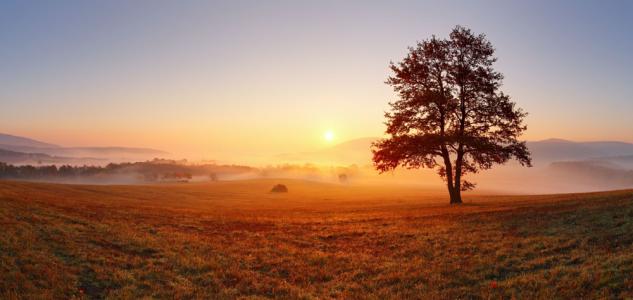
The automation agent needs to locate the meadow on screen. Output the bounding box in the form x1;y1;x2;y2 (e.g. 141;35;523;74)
0;179;632;299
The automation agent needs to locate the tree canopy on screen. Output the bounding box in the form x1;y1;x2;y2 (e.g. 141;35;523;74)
372;25;531;204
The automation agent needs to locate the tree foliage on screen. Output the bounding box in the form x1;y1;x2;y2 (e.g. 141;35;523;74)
372;26;531;204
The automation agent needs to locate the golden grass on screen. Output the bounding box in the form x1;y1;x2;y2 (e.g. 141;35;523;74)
1;179;632;299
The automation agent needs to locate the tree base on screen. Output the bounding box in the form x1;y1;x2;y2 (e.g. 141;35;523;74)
449;188;463;205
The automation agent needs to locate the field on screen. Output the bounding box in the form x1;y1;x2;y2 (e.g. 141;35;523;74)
1;179;632;299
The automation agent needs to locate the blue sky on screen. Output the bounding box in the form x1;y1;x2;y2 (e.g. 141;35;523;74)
1;0;632;158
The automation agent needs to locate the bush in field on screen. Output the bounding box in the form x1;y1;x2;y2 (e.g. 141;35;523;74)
162;172;192;181
270;184;288;193
338;173;348;183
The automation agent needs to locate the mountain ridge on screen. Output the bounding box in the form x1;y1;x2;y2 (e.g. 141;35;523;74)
0;133;59;148
0;133;168;163
276;136;633;166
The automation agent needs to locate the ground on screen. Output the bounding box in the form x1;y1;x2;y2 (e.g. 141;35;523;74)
0;179;632;299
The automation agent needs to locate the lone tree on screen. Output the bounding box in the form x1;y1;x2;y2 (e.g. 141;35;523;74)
372;26;531;204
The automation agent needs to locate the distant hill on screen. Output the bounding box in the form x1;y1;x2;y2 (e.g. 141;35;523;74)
528;138;633;164
0;133;59;148
595;155;633;168
0;148;61;164
0;133;168;164
0;145;169;163
277;137;633;167
0;148;109;165
549;160;633;189
43;147;168;158
276;137;633;166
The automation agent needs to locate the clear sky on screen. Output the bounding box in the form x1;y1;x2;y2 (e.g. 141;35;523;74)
1;0;632;160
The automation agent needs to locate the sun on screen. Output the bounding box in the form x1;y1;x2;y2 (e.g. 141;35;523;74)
324;130;334;142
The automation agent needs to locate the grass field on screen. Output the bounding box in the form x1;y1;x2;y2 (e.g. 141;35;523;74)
1;179;632;299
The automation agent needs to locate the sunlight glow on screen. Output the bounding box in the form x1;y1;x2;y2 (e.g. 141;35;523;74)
324;130;335;142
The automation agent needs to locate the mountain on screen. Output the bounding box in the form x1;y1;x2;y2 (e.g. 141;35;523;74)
0;133;168;164
527;138;633;164
39;147;168;158
548;160;633;189
0;148;60;164
276;137;633;165
0;148;108;165
0;146;168;163
595;155;633;168
0;133;59;149
277;137;633;167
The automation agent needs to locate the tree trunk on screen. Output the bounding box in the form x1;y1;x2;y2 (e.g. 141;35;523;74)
449;187;463;204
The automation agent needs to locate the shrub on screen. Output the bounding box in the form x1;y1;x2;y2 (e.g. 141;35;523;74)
270;184;288;193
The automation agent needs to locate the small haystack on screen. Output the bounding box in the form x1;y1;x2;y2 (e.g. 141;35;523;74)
338;174;348;184
270;184;288;193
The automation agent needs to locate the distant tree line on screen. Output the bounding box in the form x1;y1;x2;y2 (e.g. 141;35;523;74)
0;162;106;179
0;160;255;182
0;160;362;183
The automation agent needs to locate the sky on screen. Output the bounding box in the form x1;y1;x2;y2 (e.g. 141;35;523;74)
1;0;632;161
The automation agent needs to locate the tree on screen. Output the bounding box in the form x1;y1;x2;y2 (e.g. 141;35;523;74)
372;26;531;204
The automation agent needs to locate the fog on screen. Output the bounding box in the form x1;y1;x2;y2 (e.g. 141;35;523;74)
2;133;633;194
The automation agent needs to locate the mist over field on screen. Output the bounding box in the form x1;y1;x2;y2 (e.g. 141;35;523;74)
273;137;633;194
2;133;633;194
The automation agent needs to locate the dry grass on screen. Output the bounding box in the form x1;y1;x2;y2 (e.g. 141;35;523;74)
1;179;632;299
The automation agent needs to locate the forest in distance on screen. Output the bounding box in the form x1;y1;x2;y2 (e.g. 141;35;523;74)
0;159;360;185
